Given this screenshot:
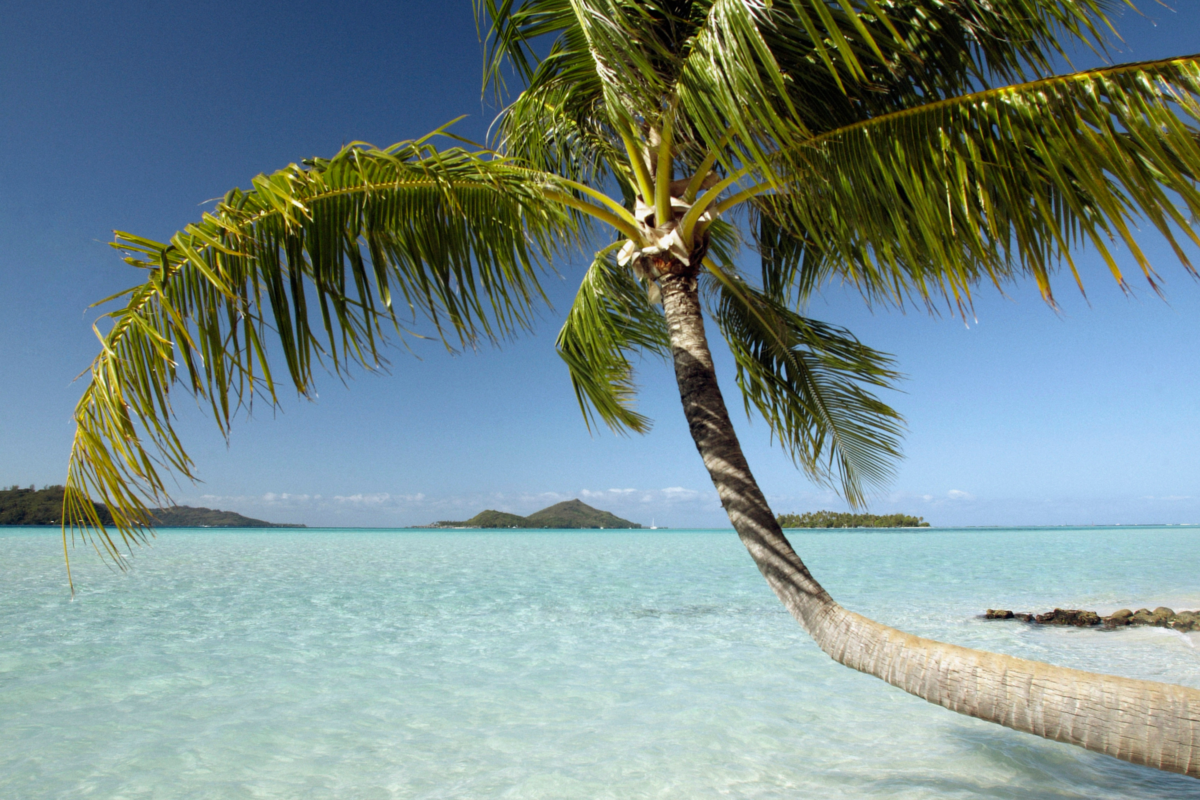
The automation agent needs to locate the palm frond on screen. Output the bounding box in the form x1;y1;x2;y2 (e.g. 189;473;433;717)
669;0;1122;183
556;248;670;434
477;0;578;96
673;0;814;174
755;211;836;303
848;0;1123;89
704;216;744;266
483;1;1130;219
707;262;904;507
495;73;630;190
481;0;675;123
760;55;1200;310
65;134;577;575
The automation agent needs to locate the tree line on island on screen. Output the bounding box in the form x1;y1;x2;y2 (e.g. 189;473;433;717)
777;511;929;528
0;485;302;528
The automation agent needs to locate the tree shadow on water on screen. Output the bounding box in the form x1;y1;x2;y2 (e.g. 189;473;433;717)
861;721;1200;800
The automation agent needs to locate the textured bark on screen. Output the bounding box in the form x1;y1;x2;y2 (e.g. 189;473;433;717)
658;270;1200;778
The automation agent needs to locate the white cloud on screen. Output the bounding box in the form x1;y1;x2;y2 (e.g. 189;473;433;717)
261;492;314;504
580;487;638;498
947;489;974;500
580;486;704;505
333;492;397;505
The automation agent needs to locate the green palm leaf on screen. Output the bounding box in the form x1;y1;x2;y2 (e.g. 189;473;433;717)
754;212;835;303
706;262;904;507
482;0;1126;186
556;247;670;434
496;77;632;192
481;0;900;181
65;134;576;582
760;55;1200;309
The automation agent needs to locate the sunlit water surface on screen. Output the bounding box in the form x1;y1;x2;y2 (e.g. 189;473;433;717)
3;527;1199;799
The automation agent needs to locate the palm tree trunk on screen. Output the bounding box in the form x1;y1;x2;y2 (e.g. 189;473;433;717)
658;270;1200;779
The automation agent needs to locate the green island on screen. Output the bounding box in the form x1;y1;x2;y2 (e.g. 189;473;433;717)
0;485;304;528
777;510;930;529
429;499;642;529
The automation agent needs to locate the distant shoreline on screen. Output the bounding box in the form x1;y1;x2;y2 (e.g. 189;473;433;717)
0;486;304;528
6;523;1197;532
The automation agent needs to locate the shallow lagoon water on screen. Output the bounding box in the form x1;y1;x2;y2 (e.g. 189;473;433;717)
2;526;1199;799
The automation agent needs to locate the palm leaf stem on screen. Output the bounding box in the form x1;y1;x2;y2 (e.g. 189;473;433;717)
619;125;655;204
713;183;775;216
544;190;643;242
682;128;732;203
801;53;1200;154
550;176;641;228
680;163;761;243
204;176;530;231
655;108;677;225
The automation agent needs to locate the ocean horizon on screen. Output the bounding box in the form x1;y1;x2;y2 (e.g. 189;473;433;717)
4;525;1198;798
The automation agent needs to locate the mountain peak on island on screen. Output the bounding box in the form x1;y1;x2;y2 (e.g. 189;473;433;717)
430;499;642;529
0;485;304;528
525;499;633;528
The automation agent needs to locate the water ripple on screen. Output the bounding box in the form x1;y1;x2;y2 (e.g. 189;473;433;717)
2;527;1198;799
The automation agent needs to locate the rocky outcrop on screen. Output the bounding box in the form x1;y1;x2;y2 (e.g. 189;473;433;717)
984;607;1200;631
1035;608;1102;626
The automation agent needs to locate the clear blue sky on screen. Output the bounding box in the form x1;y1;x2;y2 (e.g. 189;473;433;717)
3;1;1199;529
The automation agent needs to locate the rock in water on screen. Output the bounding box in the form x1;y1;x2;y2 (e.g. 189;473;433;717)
983;606;1199;630
1103;608;1133;628
1171;611;1200;632
1152;607;1176;626
1034;608;1101;627
1131;608;1156;625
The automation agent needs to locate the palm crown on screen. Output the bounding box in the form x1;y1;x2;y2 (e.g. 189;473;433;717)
64;1;1200;776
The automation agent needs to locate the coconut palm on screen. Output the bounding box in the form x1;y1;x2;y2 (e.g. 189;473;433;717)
65;0;1200;777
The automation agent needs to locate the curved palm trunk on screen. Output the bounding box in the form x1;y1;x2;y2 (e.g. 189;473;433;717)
658;271;1200;778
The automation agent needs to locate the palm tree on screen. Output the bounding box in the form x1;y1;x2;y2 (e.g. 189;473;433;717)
65;0;1200;778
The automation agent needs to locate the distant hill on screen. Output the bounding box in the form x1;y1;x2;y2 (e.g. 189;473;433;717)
0;485;304;528
148;506;305;528
777;510;929;528
0;485;105;526
525;499;640;529
431;499;641;529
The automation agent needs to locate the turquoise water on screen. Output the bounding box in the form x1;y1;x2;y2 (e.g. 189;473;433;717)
2;527;1199;799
